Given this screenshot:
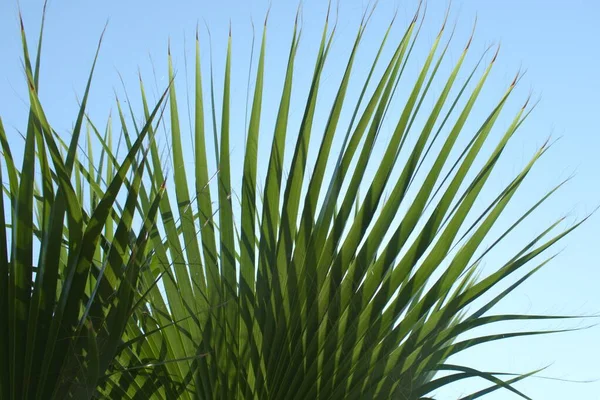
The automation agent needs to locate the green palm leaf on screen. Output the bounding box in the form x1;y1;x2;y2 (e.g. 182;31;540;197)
2;4;591;400
0;9;170;399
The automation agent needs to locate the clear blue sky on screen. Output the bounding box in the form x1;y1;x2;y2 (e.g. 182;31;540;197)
1;0;599;398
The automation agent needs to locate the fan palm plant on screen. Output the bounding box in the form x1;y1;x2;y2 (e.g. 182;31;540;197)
0;13;170;400
1;3;588;399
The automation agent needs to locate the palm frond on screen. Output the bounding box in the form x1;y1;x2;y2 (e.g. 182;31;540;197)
1;4;588;400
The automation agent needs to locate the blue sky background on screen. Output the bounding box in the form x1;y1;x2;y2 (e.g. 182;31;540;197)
1;0;599;398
